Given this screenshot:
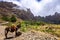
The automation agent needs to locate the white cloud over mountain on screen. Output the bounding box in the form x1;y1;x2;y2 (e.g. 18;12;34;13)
1;0;60;16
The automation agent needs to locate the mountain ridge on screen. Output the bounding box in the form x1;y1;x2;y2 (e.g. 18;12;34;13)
0;1;34;21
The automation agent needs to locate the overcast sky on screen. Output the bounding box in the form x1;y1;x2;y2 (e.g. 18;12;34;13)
1;0;60;16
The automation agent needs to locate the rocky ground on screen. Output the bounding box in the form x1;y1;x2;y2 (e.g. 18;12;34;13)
0;25;59;40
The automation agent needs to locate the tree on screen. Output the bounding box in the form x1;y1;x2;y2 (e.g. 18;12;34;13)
10;15;17;22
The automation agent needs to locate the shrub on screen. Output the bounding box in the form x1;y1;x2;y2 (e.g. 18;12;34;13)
10;15;17;22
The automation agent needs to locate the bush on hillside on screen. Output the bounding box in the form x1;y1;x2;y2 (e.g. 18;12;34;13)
10;15;17;22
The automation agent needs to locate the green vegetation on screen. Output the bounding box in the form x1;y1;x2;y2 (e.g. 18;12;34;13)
10;15;17;22
2;15;17;23
19;21;60;38
39;24;60;37
19;21;45;32
21;21;45;26
2;16;9;21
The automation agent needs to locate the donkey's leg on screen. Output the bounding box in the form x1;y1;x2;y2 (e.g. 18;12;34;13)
5;29;8;38
15;28;18;37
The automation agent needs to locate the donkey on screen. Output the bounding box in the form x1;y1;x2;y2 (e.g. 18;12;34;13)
5;24;21;38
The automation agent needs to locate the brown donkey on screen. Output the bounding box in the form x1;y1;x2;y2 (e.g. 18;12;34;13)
5;24;21;38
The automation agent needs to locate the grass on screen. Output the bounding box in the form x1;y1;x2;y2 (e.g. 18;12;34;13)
20;22;60;38
39;24;60;37
16;21;60;38
20;21;44;32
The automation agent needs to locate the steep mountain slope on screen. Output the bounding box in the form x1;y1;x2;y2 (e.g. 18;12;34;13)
44;12;60;24
34;12;60;24
0;1;34;21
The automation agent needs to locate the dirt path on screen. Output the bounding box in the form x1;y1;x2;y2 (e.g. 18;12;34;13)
0;25;6;40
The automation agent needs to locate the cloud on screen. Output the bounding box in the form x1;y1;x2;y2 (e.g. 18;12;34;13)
36;0;41;2
1;0;60;16
39;0;60;16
